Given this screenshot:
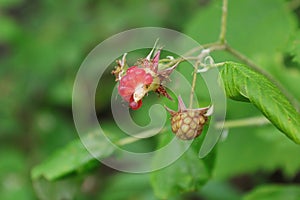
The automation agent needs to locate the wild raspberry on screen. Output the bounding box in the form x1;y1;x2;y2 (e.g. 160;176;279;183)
113;48;179;110
165;96;213;140
118;66;153;110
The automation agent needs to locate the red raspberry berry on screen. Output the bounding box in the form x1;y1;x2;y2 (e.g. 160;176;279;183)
113;49;179;110
118;66;153;109
129;96;142;110
126;66;138;74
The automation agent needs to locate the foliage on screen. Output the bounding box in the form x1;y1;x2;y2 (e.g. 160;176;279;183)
31;131;114;181
1;0;300;199
151;131;214;199
220;62;300;143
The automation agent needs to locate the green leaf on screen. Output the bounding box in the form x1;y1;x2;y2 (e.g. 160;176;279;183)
150;132;214;199
220;62;300;144
31;131;114;181
243;185;300;200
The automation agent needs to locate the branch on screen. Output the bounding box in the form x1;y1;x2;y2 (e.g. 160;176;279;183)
189;61;200;108
219;0;228;44
116;128;166;146
224;44;261;71
116;116;271;147
215;116;270;129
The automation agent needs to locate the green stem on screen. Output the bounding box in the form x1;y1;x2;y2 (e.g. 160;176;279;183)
183;42;220;57
116;128;167;146
186;44;226;108
189;62;199;108
116;116;270;147
219;0;228;44
224;45;261;71
215;116;270;129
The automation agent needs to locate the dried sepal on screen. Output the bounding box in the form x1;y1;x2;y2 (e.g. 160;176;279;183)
112;53;127;81
158;62;179;82
156;85;173;101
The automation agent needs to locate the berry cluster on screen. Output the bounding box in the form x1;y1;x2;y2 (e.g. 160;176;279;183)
112;48;213;140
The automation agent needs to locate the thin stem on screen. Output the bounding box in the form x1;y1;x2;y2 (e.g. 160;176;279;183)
202;62;225;69
208;43;226;52
224;44;275;80
219;0;228;44
117;134;145;146
215;116;270;129
189;62;199;108
116;128;166;146
183;42;220;57
225;44;261;71
187;43;225;108
115;116;270;147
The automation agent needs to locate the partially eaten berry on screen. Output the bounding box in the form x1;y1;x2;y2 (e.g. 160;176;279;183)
113;48;179;110
118;66;153;109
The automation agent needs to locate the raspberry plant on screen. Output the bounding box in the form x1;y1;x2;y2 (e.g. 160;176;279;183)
30;0;300;199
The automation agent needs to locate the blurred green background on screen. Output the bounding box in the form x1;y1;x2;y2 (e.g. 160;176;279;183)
1;0;300;199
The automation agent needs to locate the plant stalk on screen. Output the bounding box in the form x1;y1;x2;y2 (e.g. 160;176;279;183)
219;0;228;44
215;116;270;129
116;116;270;147
189;61;199;108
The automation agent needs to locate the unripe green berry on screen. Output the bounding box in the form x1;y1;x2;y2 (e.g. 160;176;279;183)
165;96;212;140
